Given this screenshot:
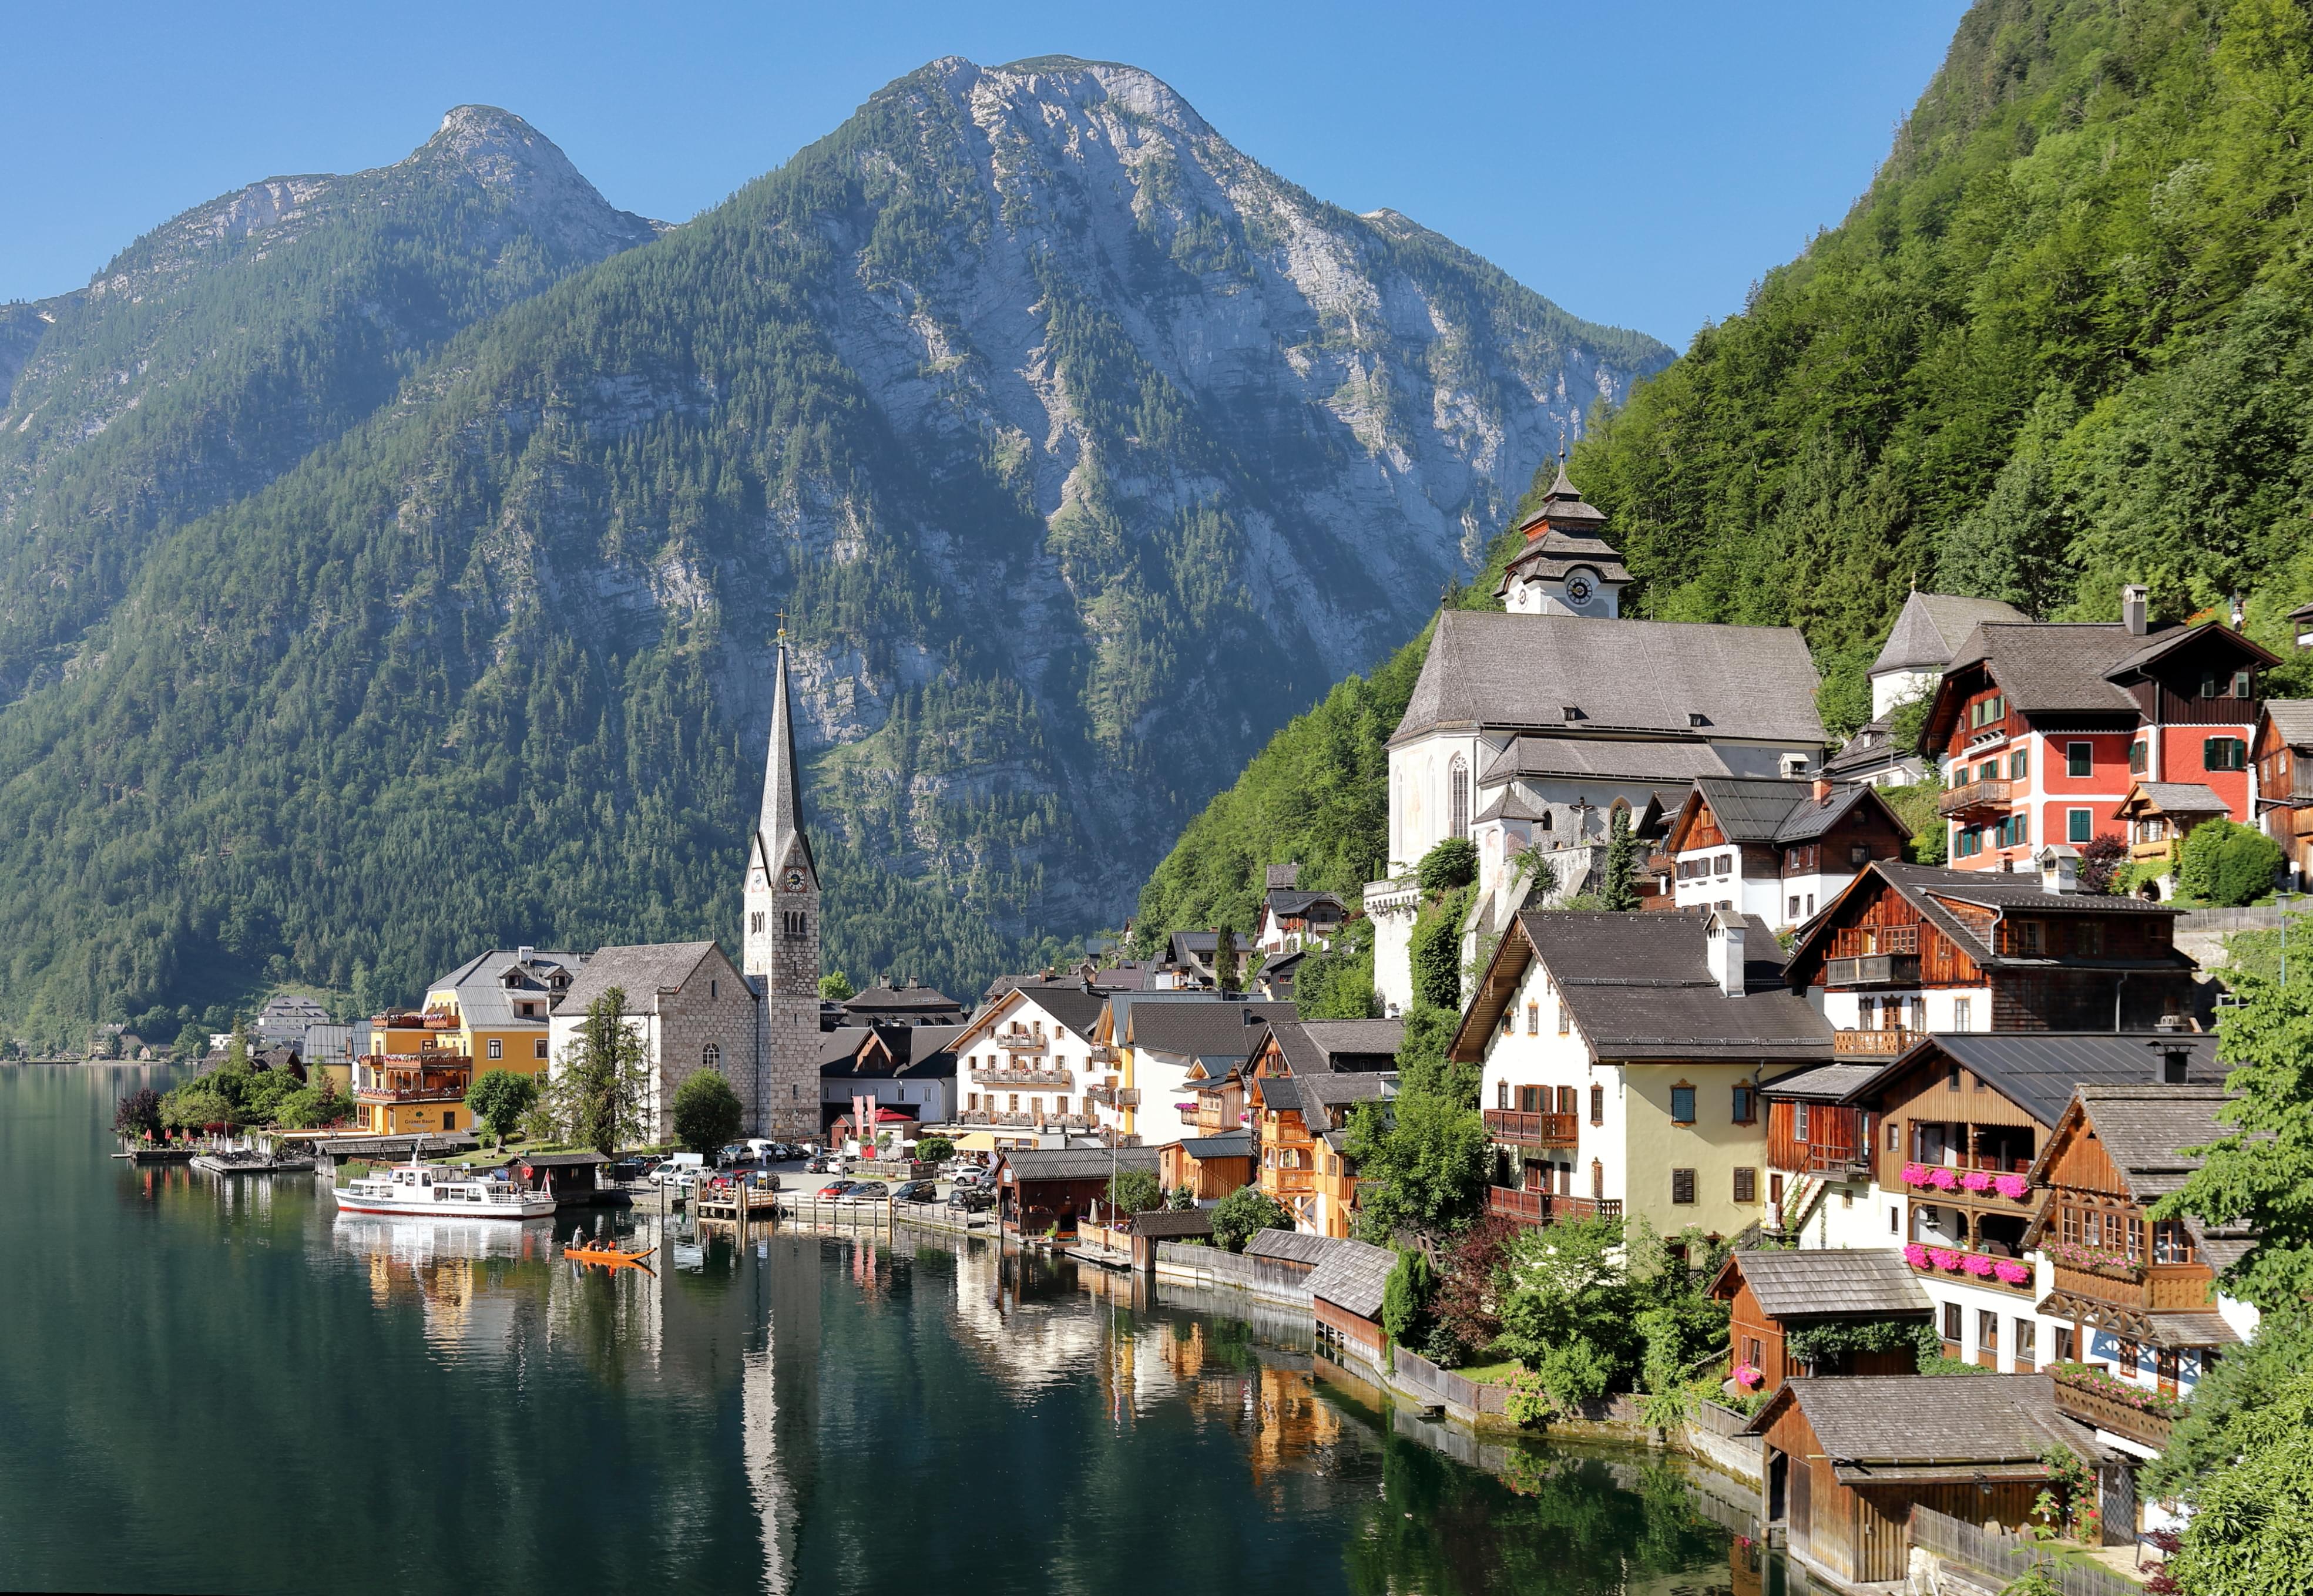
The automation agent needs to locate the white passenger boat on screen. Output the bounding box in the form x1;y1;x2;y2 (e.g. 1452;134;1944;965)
331;1161;556;1219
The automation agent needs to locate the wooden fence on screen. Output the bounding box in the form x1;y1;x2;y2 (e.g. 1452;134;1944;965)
1153;1241;1315;1302
1389;1347;1512;1417
1910;1506;2139;1596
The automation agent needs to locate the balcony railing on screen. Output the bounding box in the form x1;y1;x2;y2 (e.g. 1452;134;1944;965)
1085;1084;1114;1106
1483;1108;1579;1148
421;1013;461;1030
971;1067;1072;1089
2052;1377;2175;1451
1937;778;2013;817
1086;1046;1118;1064
993;1033;1048;1053
2050;1262;2214;1312
1825;955;1921;989
1485;1187;1621;1227
354;1084;469;1104
1834;1027;1920;1055
958;1110;1040;1127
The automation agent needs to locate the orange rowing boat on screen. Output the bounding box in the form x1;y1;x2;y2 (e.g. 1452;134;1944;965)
564;1242;656;1271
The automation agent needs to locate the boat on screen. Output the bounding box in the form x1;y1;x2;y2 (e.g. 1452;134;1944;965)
331;1161;556;1219
563;1241;656;1271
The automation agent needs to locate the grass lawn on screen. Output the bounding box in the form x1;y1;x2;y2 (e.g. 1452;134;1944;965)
1449;1359;1523;1386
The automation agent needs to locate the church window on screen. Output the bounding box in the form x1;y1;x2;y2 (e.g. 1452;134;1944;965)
782;910;807;938
1525;1001;1537;1035
703;1043;720;1071
1448;755;1470;839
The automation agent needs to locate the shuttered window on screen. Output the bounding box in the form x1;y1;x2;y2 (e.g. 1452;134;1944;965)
1670;1168;1696;1205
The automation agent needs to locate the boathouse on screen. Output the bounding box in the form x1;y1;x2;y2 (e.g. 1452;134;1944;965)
512;1150;609;1205
1708;1248;1932;1395
996;1145;1160;1238
1306;1238;1395;1371
1744;1375;2116;1588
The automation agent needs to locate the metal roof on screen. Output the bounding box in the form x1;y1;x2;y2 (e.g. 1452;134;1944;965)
1176;1133;1252;1161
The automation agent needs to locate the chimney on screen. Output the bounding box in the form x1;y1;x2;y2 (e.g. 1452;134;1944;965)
2153;1014;2191;1083
2122;583;2150;636
1780;752;1810;779
1705;909;1746;997
517;945;535;963
2036;845;2080;895
1812;776;1832;805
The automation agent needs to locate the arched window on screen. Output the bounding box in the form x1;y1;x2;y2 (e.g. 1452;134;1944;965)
1449;754;1470;840
703;1043;721;1072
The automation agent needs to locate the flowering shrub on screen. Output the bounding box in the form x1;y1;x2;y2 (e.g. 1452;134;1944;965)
1963;1253;1997;1278
1960;1169;1994;1193
1993;1173;2032;1201
1902;1242;1929;1268
1993;1258;2032;1286
1733;1362;1762;1390
1901;1162;1931;1187
2051;1362;2184;1418
1927;1167;1960;1191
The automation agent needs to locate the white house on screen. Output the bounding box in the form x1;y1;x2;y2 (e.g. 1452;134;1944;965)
1661;777;1911;934
946;984;1109;1144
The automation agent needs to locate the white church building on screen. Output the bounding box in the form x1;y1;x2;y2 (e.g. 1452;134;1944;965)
1367;467;1829;1016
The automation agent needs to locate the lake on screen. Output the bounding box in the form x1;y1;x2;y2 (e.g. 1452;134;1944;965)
0;1064;1781;1595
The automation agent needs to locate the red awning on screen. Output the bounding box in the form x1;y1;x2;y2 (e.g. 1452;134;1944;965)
872;1107;917;1122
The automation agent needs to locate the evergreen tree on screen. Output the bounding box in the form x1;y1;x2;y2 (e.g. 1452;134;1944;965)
543;988;653;1155
1212;925;1240;995
1603;808;1640;911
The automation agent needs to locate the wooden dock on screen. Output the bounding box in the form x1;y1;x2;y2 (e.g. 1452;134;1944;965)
120;1147;197;1165
192;1153;317;1176
691;1187;779;1222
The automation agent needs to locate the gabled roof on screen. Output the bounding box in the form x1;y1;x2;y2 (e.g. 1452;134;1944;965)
1872;592;2031;674
1929;618;2275;743
1858;1032;2224;1128
2026;1083;2234;1202
1478;734;1733;788
1306;1238;1398;1319
429;947;586;1029
1129;1000;1296;1064
1246;1229;1337;1266
1261;1017;1404;1076
1744;1375;2110;1480
2113;782;2228;820
1393;611;1825;748
1710;1248;1933;1319
1453;909;1829;1064
985;963;1161;1000
556;942;727;1016
999;1145;1161;1182
1263;888;1347;919
2261;699;2313;750
841;981;964;1017
966;985;1109;1043
1670;778;1910;852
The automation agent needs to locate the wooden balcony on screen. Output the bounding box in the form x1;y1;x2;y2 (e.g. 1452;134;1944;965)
958;1110;1039;1127
2053;1377;2175;1451
1825;954;1921;989
993;1033;1048;1053
1834;1027;1920;1056
1086;1046;1118;1064
1938;778;2013;817
1486;1187;1621;1227
1483;1108;1579;1148
1269;1170;1315;1195
2050;1261;2214;1312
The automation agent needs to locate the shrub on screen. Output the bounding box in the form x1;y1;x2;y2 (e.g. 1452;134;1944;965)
1416;838;1478;893
1409;886;1473;1011
913;1136;954;1165
1105;1168;1164;1215
1382;1248;1434;1346
2176;819;2283;906
670;1070;744;1155
1211;1185;1293;1252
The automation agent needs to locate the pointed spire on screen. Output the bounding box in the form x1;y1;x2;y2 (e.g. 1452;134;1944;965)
760;635;813;875
1546;452;1579;501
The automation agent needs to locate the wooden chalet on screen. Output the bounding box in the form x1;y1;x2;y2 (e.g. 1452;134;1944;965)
2113;781;2228;880
1755;1060;1886;1244
995;1145;1160;1238
1247;1067;1395;1238
2252;699;2313;886
1662;776;1909;931
1306;1238;1396;1372
1782;858;2200;1047
1159;1131;1253;1202
1745;1375;2119;1587
1708;1249;1932;1395
2023;1081;2254;1449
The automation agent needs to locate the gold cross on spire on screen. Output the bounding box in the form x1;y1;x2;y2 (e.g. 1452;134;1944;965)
776;608;787;642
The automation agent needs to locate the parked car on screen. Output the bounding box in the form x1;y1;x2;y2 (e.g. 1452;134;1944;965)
815;1180;856;1200
805;1154;845;1175
841;1181;888;1203
891;1180;938;1203
946;1187;994;1212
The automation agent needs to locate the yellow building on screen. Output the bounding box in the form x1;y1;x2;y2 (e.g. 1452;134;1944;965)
351;949;583;1136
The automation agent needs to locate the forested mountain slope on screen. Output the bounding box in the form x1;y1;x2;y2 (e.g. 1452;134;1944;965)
1136;0;2313;942
0;107;662;706
0;58;1665;1046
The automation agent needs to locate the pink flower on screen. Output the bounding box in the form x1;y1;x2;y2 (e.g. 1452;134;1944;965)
1928;1167;1960;1192
1903;1243;1930;1269
1993;1259;2031;1285
1994;1174;2032;1201
1901;1162;1931;1188
1733;1363;1762;1389
1963;1253;1997;1278
1929;1248;1963;1271
1960;1170;1994;1194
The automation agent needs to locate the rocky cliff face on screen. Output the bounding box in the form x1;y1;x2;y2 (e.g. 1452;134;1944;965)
0;61;1666;1039
0;106;660;699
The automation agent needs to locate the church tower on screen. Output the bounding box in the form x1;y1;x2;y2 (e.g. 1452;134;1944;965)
1494;459;1629;617
744;637;822;1139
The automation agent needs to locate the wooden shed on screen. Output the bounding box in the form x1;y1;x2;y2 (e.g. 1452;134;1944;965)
1159;1131;1253;1201
997;1145;1161;1238
1744;1375;2114;1590
1126;1206;1216;1274
1708;1248;1933;1394
1307;1238;1396;1372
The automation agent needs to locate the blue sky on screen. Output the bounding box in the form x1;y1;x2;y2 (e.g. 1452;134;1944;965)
4;1;1972;347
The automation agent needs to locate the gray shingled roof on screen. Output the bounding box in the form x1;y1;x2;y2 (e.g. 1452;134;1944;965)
1888;1033;2224;1128
1246;1229;1335;1266
2264;700;2313;750
1479;734;1734;787
1761;1061;1889;1102
2116;782;2229;818
1265;888;1347;918
2032;1084;2234;1201
1307;1238;1399;1320
556;942;721;1017
1872;592;2030;674
1475;788;1551;824
1129;1000;1296;1063
432;947;587;1029
842;981;964;1016
1796;861;2195;979
989;985;1109;1041
1176;1133;1251;1161
1717;1248;1933;1319
1263;1017;1404;1077
1001;1146;1161;1182
1746;1375;2109;1476
1516;910;1831;1060
1394;611;1825;747
1128;1208;1215;1238
1943;622;2153;715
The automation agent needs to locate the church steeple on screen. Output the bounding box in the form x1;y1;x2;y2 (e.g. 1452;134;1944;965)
1495;456;1629;617
759;638;814;879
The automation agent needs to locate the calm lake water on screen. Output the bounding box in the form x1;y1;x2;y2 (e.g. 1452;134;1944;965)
1;1065;1781;1595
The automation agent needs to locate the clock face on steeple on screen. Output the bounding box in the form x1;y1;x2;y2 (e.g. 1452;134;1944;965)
783;866;807;892
1565;572;1596;607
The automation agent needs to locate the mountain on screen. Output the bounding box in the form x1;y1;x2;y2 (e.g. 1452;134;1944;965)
1134;0;2313;943
0;59;1667;1047
0;106;662;704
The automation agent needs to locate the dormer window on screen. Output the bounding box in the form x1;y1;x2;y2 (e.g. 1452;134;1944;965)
1561;705;1584;721
1688;713;1709;728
